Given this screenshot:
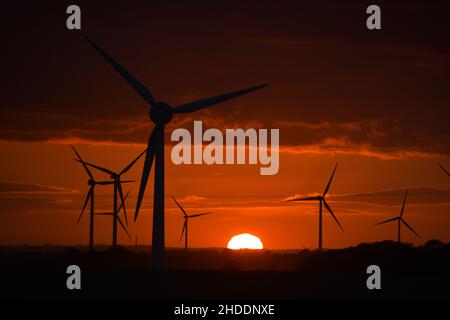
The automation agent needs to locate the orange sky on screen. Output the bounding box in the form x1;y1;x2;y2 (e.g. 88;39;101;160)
1;141;449;249
1;1;450;249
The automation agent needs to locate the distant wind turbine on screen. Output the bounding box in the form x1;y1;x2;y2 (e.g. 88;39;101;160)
171;196;214;252
72;145;115;250
438;163;450;177
288;164;343;251
95;190;132;240
83;34;268;268
375;190;421;242
76;150;146;248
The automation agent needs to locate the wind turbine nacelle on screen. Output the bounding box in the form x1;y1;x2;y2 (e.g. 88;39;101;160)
149;102;173;125
88;180;95;186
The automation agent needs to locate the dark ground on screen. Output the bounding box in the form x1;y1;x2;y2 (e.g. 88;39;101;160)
1;241;449;300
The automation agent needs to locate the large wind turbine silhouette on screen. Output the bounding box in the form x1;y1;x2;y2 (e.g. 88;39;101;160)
72;145;114;250
83;35;268;268
375;190;421;242
288;164;343;251
438;163;450;177
75;150;146;248
171;196;214;252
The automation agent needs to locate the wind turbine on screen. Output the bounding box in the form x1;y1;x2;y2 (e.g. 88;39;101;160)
95;190;132;241
83;34;268;268
75;149;146;248
288;164;343;251
171;196;214;252
375;190;421;242
72;145;115;251
438;163;450;177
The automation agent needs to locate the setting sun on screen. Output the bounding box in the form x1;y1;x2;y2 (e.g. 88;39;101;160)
227;233;264;250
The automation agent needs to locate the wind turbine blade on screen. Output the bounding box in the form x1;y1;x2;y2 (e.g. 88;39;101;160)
71;145;94;180
323;163;338;196
117;182;129;226
119;149;147;176
323;200;344;232
83;34;157;106
179;221;187;242
400;190;408;218
96;181;115;185
172;84;269;114
75;159;115;176
401;219;422;239
374;217;399;226
95;212;113;216
438;163;450;177
117;190;131;213
117;216;131;239
134;127;159;221
77;187;92;223
189;212;214;218
287;196;320;202
171;196;188;217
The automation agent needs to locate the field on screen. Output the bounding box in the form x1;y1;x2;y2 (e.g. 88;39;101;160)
1;241;449;300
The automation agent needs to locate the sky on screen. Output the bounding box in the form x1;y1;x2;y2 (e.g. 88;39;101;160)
1;0;450;249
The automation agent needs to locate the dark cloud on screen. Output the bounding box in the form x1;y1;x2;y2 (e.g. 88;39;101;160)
1;0;450;157
287;187;450;206
0;182;76;195
0;182;79;214
331;188;450;206
1;180;449;216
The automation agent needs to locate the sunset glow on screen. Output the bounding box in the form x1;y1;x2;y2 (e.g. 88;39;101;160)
227;234;264;250
1;1;450;251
